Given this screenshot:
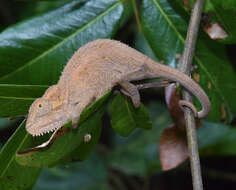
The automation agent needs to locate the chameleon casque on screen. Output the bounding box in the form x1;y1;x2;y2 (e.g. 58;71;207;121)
26;39;211;136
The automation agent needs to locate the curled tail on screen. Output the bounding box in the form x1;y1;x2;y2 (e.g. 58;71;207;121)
146;60;211;118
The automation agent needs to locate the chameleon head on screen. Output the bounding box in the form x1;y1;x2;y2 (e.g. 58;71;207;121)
26;98;67;136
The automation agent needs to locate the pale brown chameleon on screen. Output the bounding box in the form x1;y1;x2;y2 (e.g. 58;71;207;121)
26;39;211;136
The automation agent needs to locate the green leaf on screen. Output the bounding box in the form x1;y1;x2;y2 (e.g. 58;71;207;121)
0;0;128;117
141;0;236;121
15;90;111;167
109;94;152;137
19;0;75;21
0;120;43;190
0;84;48;117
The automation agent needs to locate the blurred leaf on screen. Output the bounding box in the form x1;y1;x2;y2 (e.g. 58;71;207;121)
0;120;43;190
0;0;129;117
199;121;236;156
16;90;111;167
141;0;236;122
33;153;109;190
0;118;21;130
109;93;152;137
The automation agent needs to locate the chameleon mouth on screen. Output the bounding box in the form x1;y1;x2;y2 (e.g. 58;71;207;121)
26;120;63;136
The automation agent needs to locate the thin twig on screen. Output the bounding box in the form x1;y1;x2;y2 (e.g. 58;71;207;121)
136;80;170;90
178;0;205;190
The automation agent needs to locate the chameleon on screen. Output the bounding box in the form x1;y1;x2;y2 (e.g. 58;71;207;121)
26;39;211;136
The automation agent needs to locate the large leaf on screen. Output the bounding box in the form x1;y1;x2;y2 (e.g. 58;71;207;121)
141;0;236;122
0;120;43;189
0;84;48;117
0;0;130;117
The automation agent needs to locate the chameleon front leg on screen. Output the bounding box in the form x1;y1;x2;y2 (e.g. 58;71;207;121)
70;94;96;128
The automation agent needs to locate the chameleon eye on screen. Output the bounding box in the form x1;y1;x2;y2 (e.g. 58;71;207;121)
34;99;51;117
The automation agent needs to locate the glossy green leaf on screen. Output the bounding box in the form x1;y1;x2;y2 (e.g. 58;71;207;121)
109;94;152;137
16;90;111;167
59;120;102;163
141;0;236;121
0;0;128;117
0;84;48;117
0;120;43;190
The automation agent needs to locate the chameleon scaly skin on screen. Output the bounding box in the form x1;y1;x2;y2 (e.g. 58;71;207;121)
26;39;210;136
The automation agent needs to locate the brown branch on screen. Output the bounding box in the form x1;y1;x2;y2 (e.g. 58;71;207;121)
178;0;205;190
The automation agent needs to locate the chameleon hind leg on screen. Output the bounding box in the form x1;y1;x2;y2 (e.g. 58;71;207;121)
119;81;141;108
118;65;171;108
119;80;170;108
117;64;150;108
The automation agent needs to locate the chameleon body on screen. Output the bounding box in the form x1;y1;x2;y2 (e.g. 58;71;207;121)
26;39;210;136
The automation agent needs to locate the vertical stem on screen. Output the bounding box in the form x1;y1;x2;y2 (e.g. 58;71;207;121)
178;0;205;190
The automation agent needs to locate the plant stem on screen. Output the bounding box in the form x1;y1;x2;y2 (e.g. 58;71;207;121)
178;0;205;190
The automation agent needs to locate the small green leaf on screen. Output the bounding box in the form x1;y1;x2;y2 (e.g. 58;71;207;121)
109;94;152;137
